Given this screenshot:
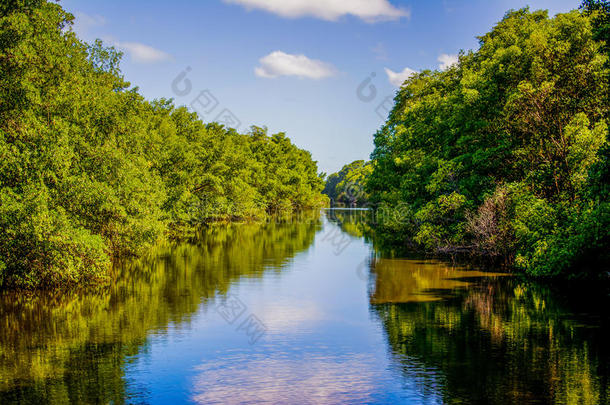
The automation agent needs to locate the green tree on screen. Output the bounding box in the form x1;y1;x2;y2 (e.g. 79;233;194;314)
0;1;326;289
323;160;372;207
368;8;610;278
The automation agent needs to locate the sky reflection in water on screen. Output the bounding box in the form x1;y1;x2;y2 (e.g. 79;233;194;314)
0;210;608;404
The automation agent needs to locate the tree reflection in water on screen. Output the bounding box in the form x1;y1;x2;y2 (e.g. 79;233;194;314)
370;258;610;404
0;217;321;403
1;210;608;404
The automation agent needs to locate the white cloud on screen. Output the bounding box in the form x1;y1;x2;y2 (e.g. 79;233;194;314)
384;67;417;87
255;51;337;79
438;53;458;70
192;354;388;404
224;0;409;22
72;12;106;37
115;42;172;63
70;13;171;64
258;301;323;331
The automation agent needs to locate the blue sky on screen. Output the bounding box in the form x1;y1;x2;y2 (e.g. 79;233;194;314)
63;0;580;174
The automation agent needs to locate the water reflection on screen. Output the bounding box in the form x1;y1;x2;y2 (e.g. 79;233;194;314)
0;210;608;404
325;208;373;240
327;210;610;404
191;354;384;404
371;274;610;404
0;218;321;403
370;258;508;303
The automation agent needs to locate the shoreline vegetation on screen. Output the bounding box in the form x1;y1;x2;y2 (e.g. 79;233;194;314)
0;1;327;289
326;3;610;280
323;160;372;208
2;1;609;290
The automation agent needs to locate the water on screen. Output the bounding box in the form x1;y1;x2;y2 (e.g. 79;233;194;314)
1;210;608;404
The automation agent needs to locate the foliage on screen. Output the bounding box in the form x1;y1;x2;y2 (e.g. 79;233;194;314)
0;1;326;289
368;7;610;278
581;0;610;50
323;160;372;207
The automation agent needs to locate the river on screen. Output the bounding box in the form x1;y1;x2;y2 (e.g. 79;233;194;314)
1;210;608;404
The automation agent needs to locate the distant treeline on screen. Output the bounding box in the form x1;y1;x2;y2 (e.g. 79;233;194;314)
367;4;610;278
0;1;326;289
323;160;372;207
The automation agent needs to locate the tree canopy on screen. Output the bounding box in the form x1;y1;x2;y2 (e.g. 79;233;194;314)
368;7;610;278
0;1;326;289
323;160;372;207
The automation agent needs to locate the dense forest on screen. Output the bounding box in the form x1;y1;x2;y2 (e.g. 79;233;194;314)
367;3;610;278
323;160;372;207
0;1;326;289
